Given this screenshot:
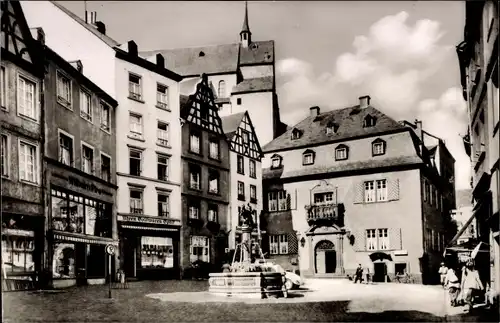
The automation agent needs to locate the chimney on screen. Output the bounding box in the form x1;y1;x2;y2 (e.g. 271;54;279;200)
415;119;423;142
92;11;97;25
95;21;106;35
156;53;165;68
310;106;320;117
69;60;83;73
128;40;138;57
359;95;371;108
30;27;45;46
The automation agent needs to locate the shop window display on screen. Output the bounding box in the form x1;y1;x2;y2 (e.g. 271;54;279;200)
140;236;174;269
1;234;35;274
52;243;76;278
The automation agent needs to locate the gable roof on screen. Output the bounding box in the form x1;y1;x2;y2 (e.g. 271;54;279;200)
262;105;407;153
140;43;240;77
232;76;274;94
239;40;274;66
220;112;246;139
49;1;120;48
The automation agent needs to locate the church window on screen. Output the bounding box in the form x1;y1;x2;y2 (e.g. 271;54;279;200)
218;81;226;98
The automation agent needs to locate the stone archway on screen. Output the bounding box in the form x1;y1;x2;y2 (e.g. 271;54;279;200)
315;240;336;274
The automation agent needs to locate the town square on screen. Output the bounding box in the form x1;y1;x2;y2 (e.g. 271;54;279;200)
1;1;499;322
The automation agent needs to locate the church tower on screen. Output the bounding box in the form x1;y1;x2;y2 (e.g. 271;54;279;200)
240;1;251;48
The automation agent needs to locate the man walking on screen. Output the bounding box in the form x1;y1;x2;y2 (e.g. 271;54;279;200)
439;262;448;288
354;264;363;284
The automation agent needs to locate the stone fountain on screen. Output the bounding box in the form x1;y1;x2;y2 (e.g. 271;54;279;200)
208;204;287;299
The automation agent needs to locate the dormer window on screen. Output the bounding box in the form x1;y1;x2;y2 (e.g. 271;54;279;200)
326;122;339;134
335;144;349;161
372;138;386;156
363;115;377;128
302;149;315;166
291;128;302;140
270;154;283;169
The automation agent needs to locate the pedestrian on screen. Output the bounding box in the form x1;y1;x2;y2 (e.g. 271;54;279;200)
461;260;484;312
365;267;370;284
438;262;448;288
354;264;363;284
445;267;461;306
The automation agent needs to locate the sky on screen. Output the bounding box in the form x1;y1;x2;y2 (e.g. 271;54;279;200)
57;1;470;189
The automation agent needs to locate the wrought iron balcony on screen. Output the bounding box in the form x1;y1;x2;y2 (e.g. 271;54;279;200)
305;203;344;226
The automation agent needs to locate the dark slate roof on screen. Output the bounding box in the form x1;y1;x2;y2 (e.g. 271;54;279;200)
456;189;473;208
263;156;423;180
263;105;407;153
263;210;294;234
50;1;120;48
232;76;273;94
140;43;240;76
220;112;246;139
239;40;274;66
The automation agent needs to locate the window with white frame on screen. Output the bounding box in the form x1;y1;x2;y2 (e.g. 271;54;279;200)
268;191;277;211
19;141;37;183
81;144;94;174
129;189;143;214
59;132;73;166
364;181;375;203
156;83;168;108
241;131;250;145
208;170;219;194
100;102;110;132
18;75;36;119
372;141;385;156
335;146;348;160
190;132;200;154
376;179;387;201
314;192;334;204
80;90;92;121
157;121;169;146
237;181;245;200
157;154;169;181
189;164;201;190
378;228;389;250
218;80;226;98
271;156;282;168
128;73;142;100
100;154;111;182
158;193;169;217
56;71;71;105
303;152;314;165
129;113;143;136
269;234;288;255
1;134;8;177
1;65;5;108
249;160;256;178
189;201;200;219
129;149;142;176
209;139;219;160
190;236;209;262
278;190;287;211
366;229;377;251
208;204;218;222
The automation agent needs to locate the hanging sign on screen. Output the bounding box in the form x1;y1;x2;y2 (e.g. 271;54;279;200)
105;244;116;255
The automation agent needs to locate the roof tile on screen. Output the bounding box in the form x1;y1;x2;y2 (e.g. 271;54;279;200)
232;76;273;94
239;40;275;66
220;112;246;139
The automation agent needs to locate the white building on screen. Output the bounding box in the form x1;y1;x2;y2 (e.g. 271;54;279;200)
21;1;185;280
220;112;263;250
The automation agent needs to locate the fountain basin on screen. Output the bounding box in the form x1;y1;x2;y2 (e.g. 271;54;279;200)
208;272;286;299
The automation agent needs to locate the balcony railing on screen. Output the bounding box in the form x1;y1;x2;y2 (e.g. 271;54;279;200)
305;203;344;226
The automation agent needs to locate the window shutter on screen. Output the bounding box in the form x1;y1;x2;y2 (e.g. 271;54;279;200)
353;182;364;204
351;230;366;251
388;179;400;201
286;190;297;210
389;228;402;250
288;232;298;254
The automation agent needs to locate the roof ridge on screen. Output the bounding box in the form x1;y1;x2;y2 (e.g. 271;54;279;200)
140;42;240;55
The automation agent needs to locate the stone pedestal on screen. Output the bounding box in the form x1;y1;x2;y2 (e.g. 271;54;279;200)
241;225;252;263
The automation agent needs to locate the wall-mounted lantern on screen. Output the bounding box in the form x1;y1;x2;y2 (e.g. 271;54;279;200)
300;237;306;248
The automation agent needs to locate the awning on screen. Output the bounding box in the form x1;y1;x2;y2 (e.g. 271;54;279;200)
369;252;392;262
53;231;118;246
121;225;178;232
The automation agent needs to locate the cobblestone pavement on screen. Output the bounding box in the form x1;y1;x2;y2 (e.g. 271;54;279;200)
2;279;498;322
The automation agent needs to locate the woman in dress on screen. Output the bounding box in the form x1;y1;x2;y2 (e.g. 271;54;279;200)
445;267;461;306
460;260;484;311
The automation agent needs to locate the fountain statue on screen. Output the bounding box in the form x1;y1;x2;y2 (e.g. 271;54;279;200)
208;204;287;299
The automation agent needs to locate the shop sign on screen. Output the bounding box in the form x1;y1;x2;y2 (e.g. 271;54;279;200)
118;215;181;226
52;173;113;197
394;250;408;256
1;228;35;237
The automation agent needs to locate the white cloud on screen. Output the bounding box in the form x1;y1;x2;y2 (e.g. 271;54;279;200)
276;11;470;189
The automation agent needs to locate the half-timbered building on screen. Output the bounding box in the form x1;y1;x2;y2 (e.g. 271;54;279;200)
1;1;46;291
220;111;263;250
180;74;231;273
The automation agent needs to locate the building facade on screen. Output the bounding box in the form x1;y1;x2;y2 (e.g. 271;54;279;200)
180;75;231;273
220;111;263;250
114;41;183;280
261;97;457;284
452;189;476;245
457;0;499;294
1;1;46;291
140;2;287;146
43;46;119;288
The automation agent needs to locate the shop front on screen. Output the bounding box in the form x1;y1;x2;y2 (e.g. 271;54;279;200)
118;214;181;280
47;165;118;289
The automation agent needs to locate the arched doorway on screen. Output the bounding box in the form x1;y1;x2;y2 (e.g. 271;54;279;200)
315;240;336;274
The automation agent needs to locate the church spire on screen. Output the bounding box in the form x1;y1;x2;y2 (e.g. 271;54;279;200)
240;1;251;48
